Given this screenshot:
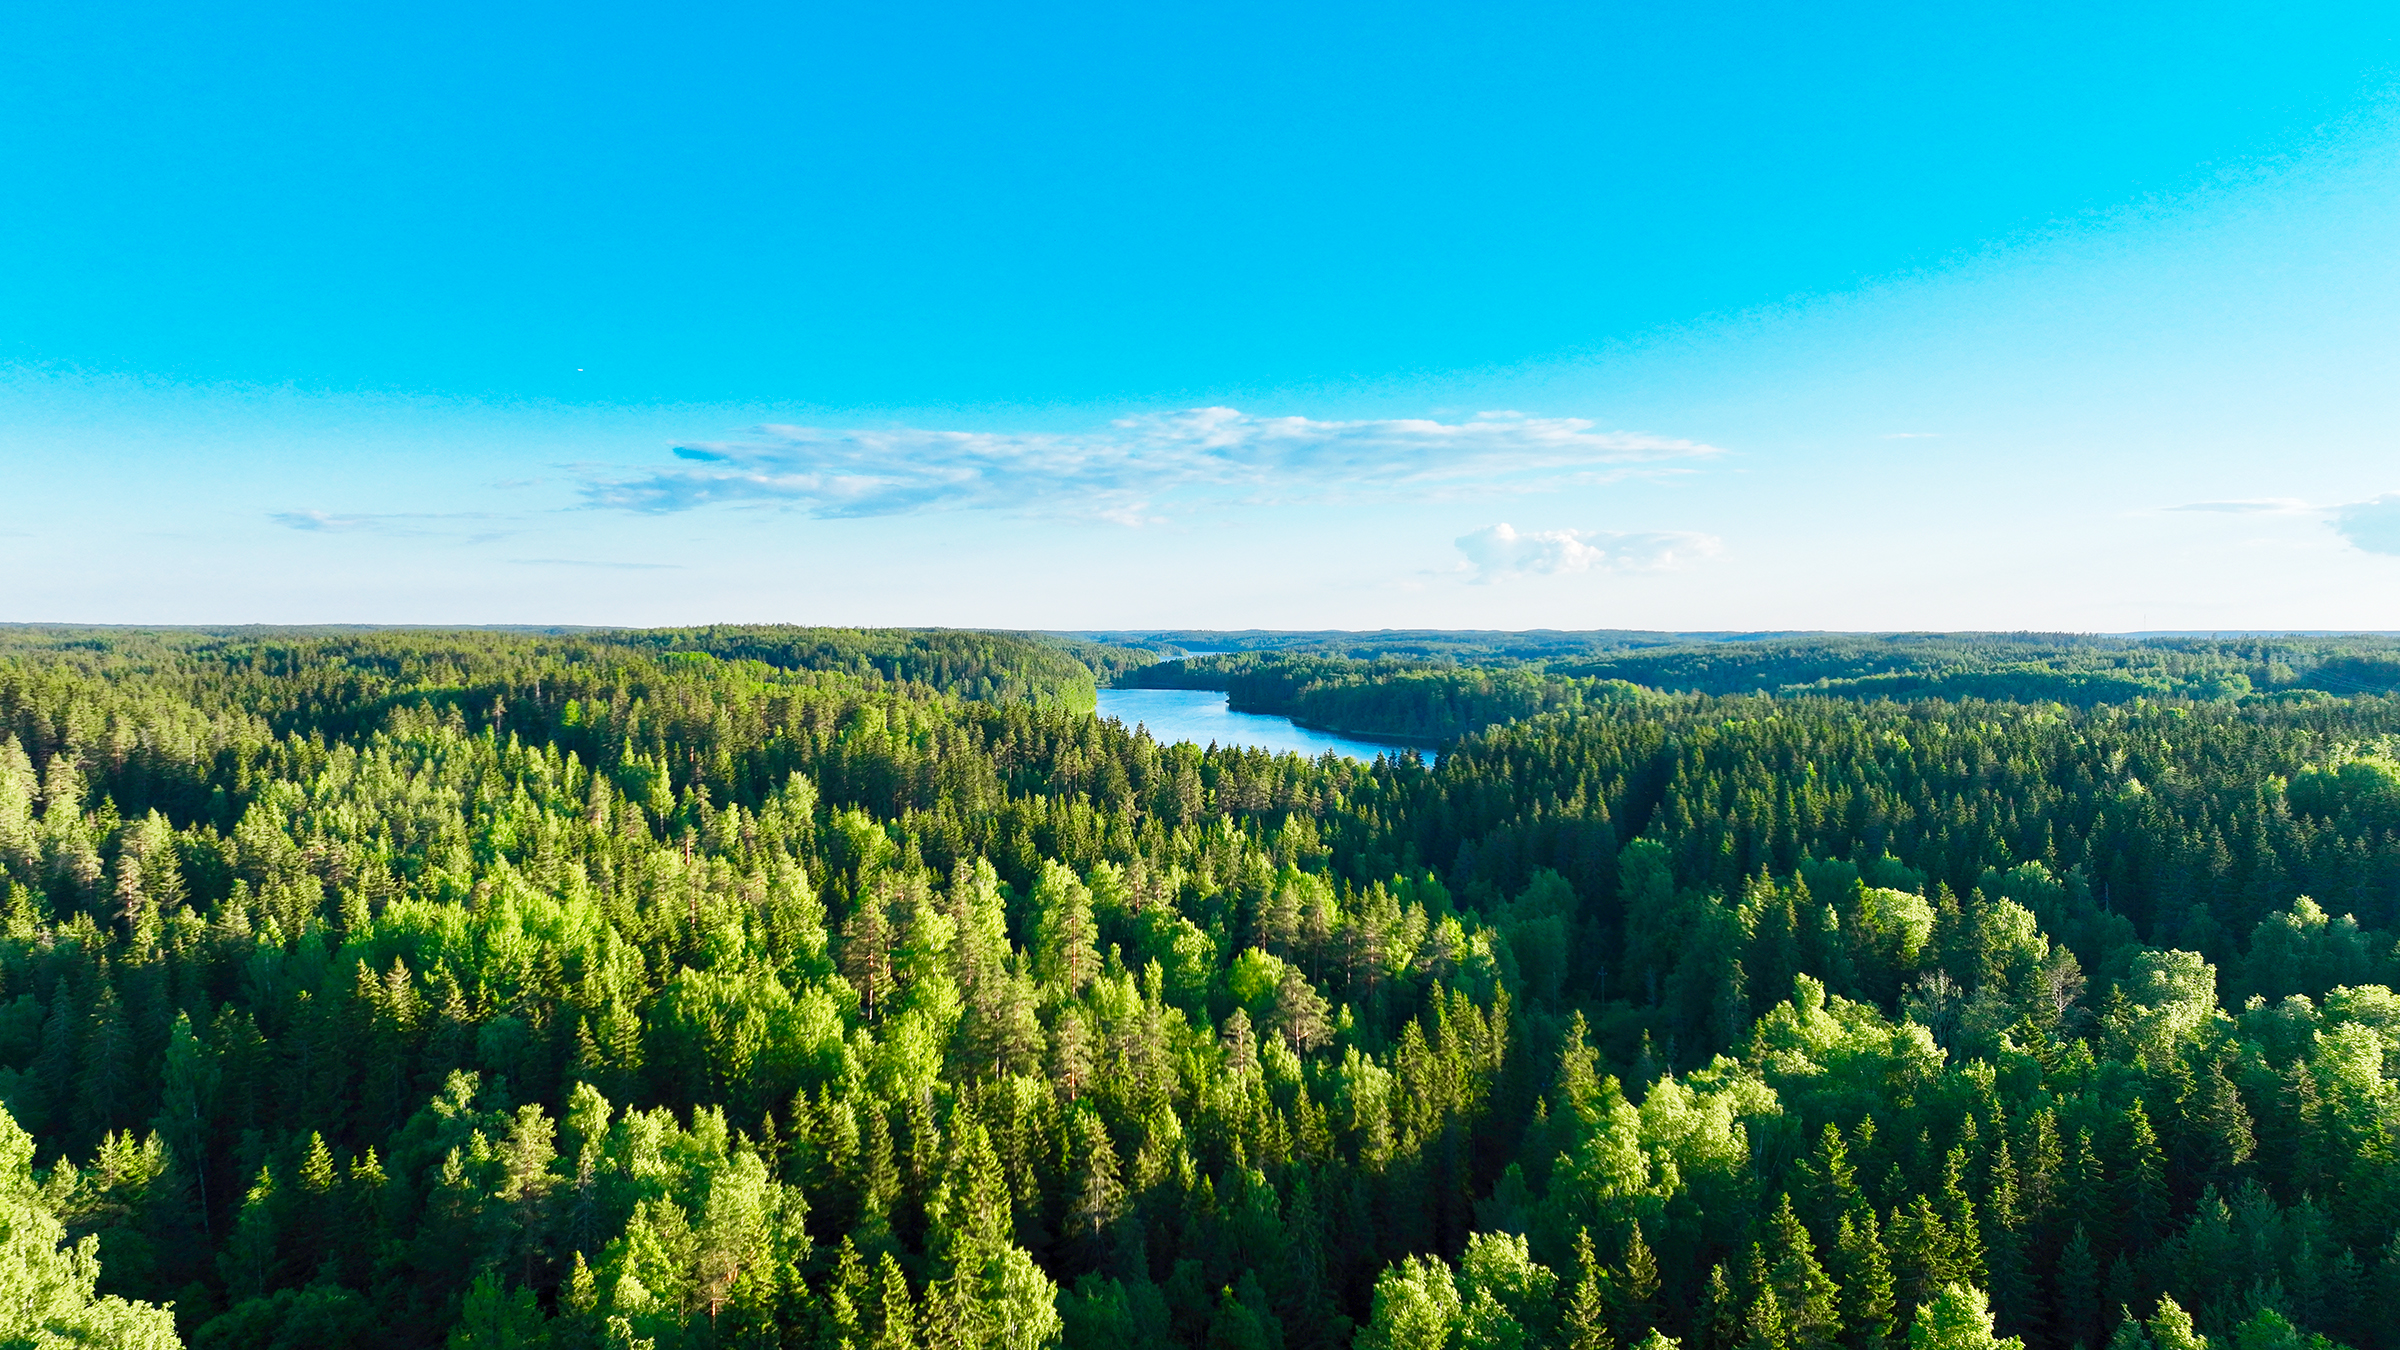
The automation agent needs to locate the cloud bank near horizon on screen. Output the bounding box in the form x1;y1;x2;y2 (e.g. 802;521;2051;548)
577;408;1723;523
2166;493;2400;557
2335;495;2400;556
1454;523;1721;582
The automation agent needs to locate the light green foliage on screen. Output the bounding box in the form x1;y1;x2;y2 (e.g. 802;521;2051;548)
2241;898;2391;1001
1357;1256;1464;1350
1855;888;1937;977
2286;755;2400;831
1454;1231;1557;1350
1905;1284;2022;1350
1227;949;1296;1015
2146;1296;2209;1350
2104;950;2224;1067
451;1272;550;1350
0;1105;181;1349
2228;1307;2349;1350
2111;1311;2159;1350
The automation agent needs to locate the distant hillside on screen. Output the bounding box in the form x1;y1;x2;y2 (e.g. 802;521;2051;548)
1116;632;2400;743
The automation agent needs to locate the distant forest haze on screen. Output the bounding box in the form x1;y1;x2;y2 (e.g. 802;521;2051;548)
4;625;2400;1350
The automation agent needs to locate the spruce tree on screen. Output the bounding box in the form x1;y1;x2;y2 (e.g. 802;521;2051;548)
1887;1198;1953;1326
2116;1104;2170;1255
1620;1223;1664;1344
1765;1193;1844;1350
2054;1225;2100;1350
1831;1211;1894;1350
1564;1227;1614;1350
1981;1139;2030;1335
870;1252;916;1350
1937;1147;1985;1291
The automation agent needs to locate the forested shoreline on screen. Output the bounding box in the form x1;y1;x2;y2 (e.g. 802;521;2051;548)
5;626;2400;1350
1114;634;2400;746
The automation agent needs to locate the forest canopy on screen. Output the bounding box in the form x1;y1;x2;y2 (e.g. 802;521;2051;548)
1115;632;2400;742
3;624;2400;1350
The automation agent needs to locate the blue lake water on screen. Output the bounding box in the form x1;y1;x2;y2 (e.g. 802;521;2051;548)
1097;687;1436;763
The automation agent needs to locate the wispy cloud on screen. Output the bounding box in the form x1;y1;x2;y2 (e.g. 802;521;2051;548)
2163;494;2400;557
269;510;511;543
510;558;682;570
2164;498;2315;514
578;408;1725;524
1454;523;1721;582
2333;495;2400;556
271;510;367;532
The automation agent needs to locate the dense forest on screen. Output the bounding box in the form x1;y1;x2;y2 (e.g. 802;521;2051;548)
1118;634;2400;743
6;625;2400;1350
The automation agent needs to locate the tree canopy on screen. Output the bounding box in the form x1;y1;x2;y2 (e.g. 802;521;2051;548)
0;625;2395;1350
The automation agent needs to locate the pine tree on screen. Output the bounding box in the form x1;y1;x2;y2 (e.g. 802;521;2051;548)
869;1252;916;1350
1746;1273;1791;1350
1937;1147;1984;1290
1030;861;1099;995
73;982;133;1145
1831;1211;1894;1350
220;1163;279;1303
292;1130;337;1282
1066;1107;1126;1250
1802;1124;1867;1230
2191;1058;2254;1183
1981;1139;2030;1336
854;1104;900;1256
1887;1198;1953;1325
2066;1126;2112;1259
1565;1227;1614;1350
2016;1110;2061;1245
153;1012;217;1235
2054;1225;2100;1350
1620;1223;1664;1344
1765;1193;1843;1350
825;1238;869;1350
842;891;898;1024
2107;1309;2156;1350
2116;1104;2170;1255
1703;1263;1742;1350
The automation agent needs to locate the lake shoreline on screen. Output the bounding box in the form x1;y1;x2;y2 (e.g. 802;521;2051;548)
1095;687;1440;763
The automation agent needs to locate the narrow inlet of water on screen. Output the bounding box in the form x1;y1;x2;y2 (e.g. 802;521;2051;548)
1096;688;1437;764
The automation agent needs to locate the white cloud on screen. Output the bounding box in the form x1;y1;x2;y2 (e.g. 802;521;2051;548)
2333;495;2400;556
579;407;1723;522
509;558;682;570
271;510;366;531
1454;523;1721;582
267;510;509;542
2164;498;2314;514
2162;494;2400;556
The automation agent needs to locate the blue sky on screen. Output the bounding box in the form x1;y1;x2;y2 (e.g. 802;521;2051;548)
6;1;2399;629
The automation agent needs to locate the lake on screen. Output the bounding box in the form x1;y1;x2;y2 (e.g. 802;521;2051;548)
1096;687;1437;763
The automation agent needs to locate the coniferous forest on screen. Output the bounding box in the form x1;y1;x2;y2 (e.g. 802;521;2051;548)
9;626;2400;1350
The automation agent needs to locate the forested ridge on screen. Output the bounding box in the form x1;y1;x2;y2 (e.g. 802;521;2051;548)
1119;634;2400;744
5;627;2400;1350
